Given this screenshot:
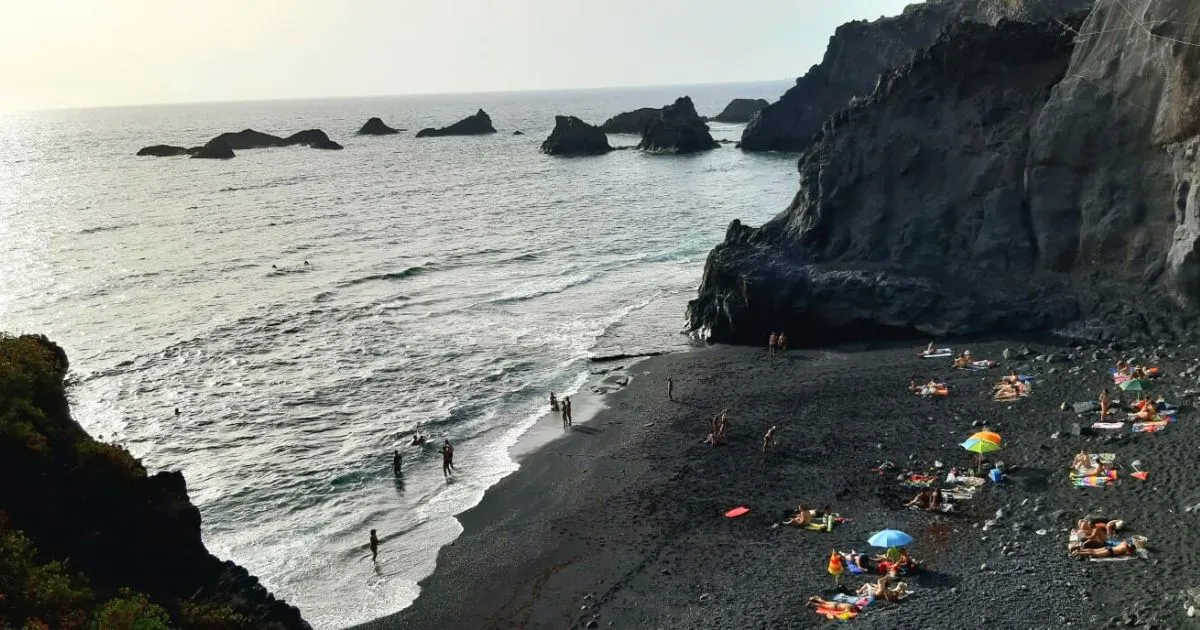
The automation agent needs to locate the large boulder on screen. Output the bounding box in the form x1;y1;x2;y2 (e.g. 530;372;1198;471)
540;116;613;156
211;129;285;150
637;97;718;154
137;144;190;157
738;0;1094;152
686;15;1193;345
712;98;769;123
189;138;235;159
282;129;343;150
357;117;402;135
599;108;661;134
415;109;497;137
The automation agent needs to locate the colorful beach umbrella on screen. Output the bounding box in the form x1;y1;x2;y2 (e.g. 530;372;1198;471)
867;529;913;548
962;437;1001;467
969;430;1002;445
1119;379;1150;392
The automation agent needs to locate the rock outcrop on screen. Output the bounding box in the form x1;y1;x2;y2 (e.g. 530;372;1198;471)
712;98;769;123
738;0;1095;152
415;109;496;137
190;138;235;160
136;144;190;157
138;128;344;157
599;107;661;134
540;115;613;156
0;334;310;629
637;97;718;154
358;117;402;135
686;15;1185;345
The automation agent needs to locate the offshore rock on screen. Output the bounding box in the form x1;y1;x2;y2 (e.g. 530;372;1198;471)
637;97;718;154
189;138;236;159
712;98;769;123
540;115;613;156
357;117;402;135
415;109;497;137
136;144;190;157
282;129;343;150
599;107;661;134
738;0;1095;152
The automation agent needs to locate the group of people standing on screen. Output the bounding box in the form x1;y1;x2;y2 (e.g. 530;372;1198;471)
550;392;573;427
768;332;789;357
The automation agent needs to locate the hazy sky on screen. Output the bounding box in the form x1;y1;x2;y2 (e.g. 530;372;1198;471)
0;0;917;110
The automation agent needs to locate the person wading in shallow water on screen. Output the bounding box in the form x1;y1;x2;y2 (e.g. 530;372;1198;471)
441;440;455;478
369;529;380;562
392;450;402;476
564;396;573;426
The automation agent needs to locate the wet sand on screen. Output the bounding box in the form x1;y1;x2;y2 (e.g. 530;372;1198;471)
355;340;1200;629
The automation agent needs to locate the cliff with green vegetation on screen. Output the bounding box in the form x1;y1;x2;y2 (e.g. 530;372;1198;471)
0;334;311;630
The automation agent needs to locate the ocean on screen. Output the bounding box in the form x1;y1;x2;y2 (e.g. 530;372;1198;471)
0;82;797;628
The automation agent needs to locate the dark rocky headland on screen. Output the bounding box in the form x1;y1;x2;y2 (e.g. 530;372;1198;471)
415;109;497;137
137;128;343;159
0;334;311;629
739;0;1094;152
540;115;613;156
357;117;404;135
691;0;1200;347
637;96;719;154
711;98;769;123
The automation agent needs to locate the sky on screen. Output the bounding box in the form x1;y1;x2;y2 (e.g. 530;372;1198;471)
0;0;918;111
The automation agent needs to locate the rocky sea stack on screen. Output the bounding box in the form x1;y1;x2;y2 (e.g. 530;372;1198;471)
712;98;769;123
691;1;1200;346
540;116;612;156
137;128;343;158
738;0;1093;151
599;108;661;134
637;97;718;154
415;109;497;137
357;117;402;135
0;334;311;629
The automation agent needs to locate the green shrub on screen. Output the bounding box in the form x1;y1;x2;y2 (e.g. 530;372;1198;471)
71;440;146;480
90;589;170;630
178;599;254;630
0;520;93;630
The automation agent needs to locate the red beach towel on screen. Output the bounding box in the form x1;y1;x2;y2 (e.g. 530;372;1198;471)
724;506;749;518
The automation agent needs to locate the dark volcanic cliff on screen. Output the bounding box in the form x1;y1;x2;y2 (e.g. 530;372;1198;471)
0;334;311;629
739;0;1094;152
692;1;1200;345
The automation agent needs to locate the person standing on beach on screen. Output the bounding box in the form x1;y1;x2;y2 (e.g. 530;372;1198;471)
441;440;455;478
768;332;777;357
562;397;570;428
762;426;777;453
392;450;402;476
564;397;573;425
369;529;380;562
1099;388;1111;418
667;377;675;402
778;333;788;355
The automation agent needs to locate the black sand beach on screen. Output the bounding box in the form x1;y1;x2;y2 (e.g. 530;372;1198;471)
358;340;1200;629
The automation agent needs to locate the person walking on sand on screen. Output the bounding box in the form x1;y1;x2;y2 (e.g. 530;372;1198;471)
369;529;380;562
392;450;402;476
1099;388;1111;418
667;377;675;402
778;333;788;355
441;440;455;478
768;332;777;357
762;425;777;453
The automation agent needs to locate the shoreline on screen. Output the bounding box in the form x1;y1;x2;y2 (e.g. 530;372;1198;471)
355;339;1200;629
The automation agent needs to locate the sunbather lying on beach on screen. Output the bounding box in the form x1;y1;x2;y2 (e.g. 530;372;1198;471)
806;596;867;613
858;573;908;601
1070;450;1092;472
993;382;1023;401
905;488;947;511
1070;538;1142;558
916;380;948;397
839;550;875;573
783;504;812;527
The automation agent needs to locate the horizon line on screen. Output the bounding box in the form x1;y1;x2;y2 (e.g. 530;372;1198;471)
8;78;795;115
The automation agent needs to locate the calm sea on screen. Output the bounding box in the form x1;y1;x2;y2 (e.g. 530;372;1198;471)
0;82;796;628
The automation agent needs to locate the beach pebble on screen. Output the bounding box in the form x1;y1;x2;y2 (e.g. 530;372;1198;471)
585;620;599;629
1188;605;1195;617
699;593;712;602
1036;529;1047;535
980;563;989;571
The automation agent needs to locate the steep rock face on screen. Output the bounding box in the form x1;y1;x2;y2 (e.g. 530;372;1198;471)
190;138;236;159
415;109;497;137
739;0;1095;152
712;98;769;123
687;16;1155;345
599;107;661;134
637;97;719;154
358;117;401;135
137;144;190;157
0;334;310;628
1026;0;1200;311
540;115;613;156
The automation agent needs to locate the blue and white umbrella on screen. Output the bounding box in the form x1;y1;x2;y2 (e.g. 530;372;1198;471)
867;529;913;548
